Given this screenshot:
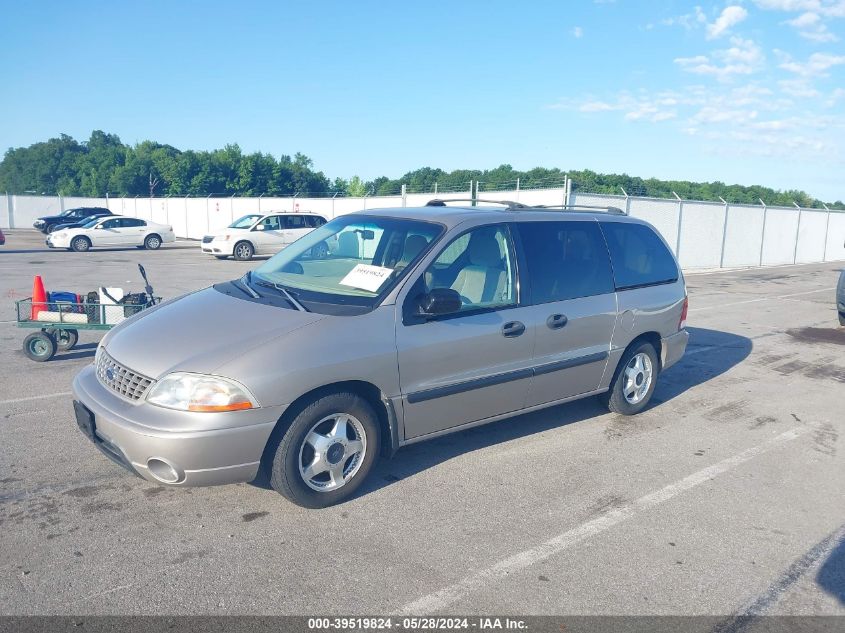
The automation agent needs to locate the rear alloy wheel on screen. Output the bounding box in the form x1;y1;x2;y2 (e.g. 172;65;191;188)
71;236;91;252
269;392;380;508
144;234;162;250
233;241;254;261
600;342;658;415
23;331;57;362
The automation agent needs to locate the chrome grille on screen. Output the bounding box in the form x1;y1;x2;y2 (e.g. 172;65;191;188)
95;348;154;401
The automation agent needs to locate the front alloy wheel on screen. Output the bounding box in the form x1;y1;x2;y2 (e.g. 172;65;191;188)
299;414;367;491
268;392;380;508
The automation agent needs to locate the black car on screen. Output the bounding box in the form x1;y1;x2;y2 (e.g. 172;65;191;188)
51;212;117;233
33;207;112;234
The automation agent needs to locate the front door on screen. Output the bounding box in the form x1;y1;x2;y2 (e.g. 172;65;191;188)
251;215;284;254
95;217;127;246
514;220;618;406
396;223;536;439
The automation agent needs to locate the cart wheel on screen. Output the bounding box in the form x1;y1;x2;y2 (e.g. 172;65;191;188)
55;328;79;351
23;332;57;362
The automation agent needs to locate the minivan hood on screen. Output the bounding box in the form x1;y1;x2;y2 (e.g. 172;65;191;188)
103;286;325;379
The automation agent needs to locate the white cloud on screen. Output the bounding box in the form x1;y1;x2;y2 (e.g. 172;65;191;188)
779;51;845;75
675;37;765;80
572;26;583;38
661;5;708;30
707;6;749;39
784;10;840;40
779;78;822;97
753;1;845;18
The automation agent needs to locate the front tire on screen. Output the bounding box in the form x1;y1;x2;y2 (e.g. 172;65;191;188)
71;236;91;252
600;342;658;415
144;234;162;250
269;392;380;508
233;241;254;261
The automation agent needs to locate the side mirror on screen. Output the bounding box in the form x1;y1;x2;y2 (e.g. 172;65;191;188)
417;288;462;317
359;229;375;240
253;225;265;231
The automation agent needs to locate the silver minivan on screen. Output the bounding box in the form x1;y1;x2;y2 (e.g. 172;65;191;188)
72;203;689;507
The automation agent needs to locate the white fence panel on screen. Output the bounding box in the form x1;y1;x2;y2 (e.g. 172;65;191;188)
722;205;765;268
678;202;725;269
186;198;210;238
570;192;627;211
330;198;364;217
9;195;62;227
761;207;799;266
0;195;9;228
795;210;827;264
825;213;845;262
516;188;568;206
405;191;470;207
363;195;402;210
627;198;680;255
167;198;189;238
63;196;108;209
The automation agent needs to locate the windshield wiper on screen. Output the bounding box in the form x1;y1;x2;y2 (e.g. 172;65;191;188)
233;273;261;299
255;280;309;312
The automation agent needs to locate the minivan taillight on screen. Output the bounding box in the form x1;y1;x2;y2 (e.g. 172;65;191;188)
679;295;688;330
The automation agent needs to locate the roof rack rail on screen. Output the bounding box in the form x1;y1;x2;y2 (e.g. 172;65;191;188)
426;198;528;208
531;204;626;215
425;198;625;215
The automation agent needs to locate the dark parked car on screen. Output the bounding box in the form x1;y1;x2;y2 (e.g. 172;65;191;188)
33;207;112;234
51;212;117;233
0;227;5;245
837;267;845;326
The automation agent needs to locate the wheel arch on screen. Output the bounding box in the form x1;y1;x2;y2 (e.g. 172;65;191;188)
608;331;663;384
259;380;398;477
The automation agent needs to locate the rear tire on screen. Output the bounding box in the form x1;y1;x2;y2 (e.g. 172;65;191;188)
144;234;162;250
600;342;658;415
70;236;91;252
233;241;254;261
268;392;380;508
23;331;57;362
55;328;79;351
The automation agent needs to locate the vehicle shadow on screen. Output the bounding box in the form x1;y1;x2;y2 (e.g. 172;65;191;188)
49;342;98;362
816;529;845;605
358;326;752;499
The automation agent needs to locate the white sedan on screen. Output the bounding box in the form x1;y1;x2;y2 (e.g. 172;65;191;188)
201;211;329;261
47;216;176;252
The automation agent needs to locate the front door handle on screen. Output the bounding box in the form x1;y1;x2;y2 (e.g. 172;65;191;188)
502;321;526;338
546;313;568;330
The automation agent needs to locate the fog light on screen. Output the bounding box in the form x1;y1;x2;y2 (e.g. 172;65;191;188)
146;458;182;483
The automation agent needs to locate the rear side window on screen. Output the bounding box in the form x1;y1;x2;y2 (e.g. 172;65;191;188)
600;222;678;290
517;221;615;303
285;215;308;229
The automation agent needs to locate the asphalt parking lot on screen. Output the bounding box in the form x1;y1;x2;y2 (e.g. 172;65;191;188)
0;228;843;618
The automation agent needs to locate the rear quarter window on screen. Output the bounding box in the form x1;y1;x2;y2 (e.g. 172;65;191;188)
600;222;678;290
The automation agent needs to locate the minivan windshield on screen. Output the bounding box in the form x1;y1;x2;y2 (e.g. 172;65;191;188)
229;214;261;229
252;215;443;312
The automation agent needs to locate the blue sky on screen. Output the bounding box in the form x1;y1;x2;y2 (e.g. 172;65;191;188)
1;0;844;200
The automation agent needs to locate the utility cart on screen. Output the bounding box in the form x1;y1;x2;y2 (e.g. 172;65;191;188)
14;264;160;362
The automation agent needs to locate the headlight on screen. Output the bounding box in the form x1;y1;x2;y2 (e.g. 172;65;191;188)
55;232;67;238
219;234;231;241
146;372;258;412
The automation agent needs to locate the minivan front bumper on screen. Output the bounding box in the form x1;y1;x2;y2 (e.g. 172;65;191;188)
72;364;284;486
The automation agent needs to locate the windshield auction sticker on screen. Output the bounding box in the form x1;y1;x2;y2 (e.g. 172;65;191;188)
339;264;394;293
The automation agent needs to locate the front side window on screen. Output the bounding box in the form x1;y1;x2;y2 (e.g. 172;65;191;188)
422;224;516;312
101;219;120;229
252;215;443;312
258;216;282;231
600;222;679;290
517;221;614;303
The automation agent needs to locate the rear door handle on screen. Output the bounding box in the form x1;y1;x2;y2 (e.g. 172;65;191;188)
546;313;568;329
502;321;526;338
